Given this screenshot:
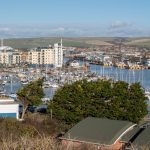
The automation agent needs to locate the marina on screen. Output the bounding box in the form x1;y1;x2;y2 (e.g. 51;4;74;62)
0;60;150;98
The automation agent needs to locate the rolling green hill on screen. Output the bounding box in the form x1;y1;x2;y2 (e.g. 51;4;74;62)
2;37;114;49
124;37;150;48
2;37;150;49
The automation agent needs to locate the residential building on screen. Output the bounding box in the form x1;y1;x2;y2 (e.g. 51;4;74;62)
66;59;80;68
20;51;28;63
0;51;13;64
28;47;54;65
12;52;21;64
0;40;63;67
54;39;63;67
0;46;21;65
28;40;63;67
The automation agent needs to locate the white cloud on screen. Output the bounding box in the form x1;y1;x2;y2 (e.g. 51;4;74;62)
0;27;10;32
104;21;150;37
55;27;65;32
0;24;150;38
110;21;132;29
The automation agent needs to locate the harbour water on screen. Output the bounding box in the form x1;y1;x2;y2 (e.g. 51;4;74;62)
65;58;150;90
89;64;150;90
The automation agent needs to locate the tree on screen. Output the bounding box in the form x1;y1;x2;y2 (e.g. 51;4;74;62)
107;82;148;123
17;78;44;120
125;83;148;123
107;81;129;120
48;80;148;125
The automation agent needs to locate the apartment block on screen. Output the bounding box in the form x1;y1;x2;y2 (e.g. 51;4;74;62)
0;46;21;65
28;40;63;67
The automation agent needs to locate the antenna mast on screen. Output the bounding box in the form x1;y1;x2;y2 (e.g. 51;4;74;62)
1;38;3;47
61;38;62;47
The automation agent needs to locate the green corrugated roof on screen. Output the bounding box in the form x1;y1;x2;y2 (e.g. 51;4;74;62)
61;117;135;145
121;123;150;149
121;126;141;142
132;127;150;148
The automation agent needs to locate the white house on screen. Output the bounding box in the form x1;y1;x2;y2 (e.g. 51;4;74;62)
0;96;19;119
70;60;80;67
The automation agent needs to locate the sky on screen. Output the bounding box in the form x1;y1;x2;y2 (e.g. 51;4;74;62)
0;0;150;37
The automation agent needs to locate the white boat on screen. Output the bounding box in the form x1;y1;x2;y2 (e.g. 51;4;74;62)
42;84;49;88
41;98;50;103
50;83;59;88
9;93;17;99
21;80;29;85
0;90;6;94
2;80;7;85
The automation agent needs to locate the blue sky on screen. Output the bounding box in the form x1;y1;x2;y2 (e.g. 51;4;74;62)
0;0;150;37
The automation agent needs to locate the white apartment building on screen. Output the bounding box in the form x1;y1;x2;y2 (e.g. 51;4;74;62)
54;39;63;67
28;40;63;67
0;51;12;64
28;47;54;65
12;53;21;64
0;46;21;65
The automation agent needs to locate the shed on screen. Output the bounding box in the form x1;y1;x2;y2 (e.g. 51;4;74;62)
0;95;19;119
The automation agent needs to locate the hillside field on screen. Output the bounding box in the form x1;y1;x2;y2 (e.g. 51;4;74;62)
2;37;114;49
2;37;150;49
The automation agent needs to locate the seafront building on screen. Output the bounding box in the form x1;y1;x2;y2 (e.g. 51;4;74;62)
0;40;63;67
20;51;28;63
53;39;63;67
0;46;21;65
12;52;21;64
28;47;54;65
27;40;63;67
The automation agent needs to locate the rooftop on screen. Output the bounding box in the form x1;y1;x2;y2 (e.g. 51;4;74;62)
122;125;150;148
0;46;13;51
0;95;17;104
132;126;150;148
61;117;135;146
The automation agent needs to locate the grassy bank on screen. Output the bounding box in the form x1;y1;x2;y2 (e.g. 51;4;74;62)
0;113;96;150
0;113;69;149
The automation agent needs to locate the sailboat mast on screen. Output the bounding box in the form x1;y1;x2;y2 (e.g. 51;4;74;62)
10;75;13;94
46;65;48;80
